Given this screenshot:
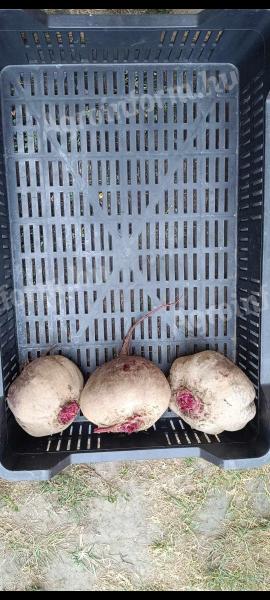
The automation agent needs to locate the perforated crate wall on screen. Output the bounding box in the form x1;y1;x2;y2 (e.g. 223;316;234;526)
1;64;239;376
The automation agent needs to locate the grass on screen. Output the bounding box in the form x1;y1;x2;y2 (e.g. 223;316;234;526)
0;519;74;582
40;467;99;513
122;460;270;591
40;465;128;520
0;493;19;513
151;537;174;555
25;583;45;592
184;458;197;468
2;461;270;591
166;492;204;529
203;519;270;591
205;569;265;593
0;479;31;513
71;545;102;575
119;465;130;478
157;463;270;591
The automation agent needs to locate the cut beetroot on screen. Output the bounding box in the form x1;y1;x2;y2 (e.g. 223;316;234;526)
58;401;79;425
176;390;202;416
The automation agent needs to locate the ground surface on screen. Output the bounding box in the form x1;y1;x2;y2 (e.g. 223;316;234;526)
1;7;269;593
1;460;270;591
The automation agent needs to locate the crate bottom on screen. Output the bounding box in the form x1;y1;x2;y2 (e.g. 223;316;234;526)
0;411;265;480
7;411;256;453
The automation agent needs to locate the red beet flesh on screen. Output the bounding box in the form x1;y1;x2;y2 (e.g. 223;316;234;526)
58;401;79;425
95;415;144;435
176;390;202;416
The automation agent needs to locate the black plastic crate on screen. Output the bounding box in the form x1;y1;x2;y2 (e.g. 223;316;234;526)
0;9;270;480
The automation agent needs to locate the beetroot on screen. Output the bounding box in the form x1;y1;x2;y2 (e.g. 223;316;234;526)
80;305;174;434
169;351;256;435
7;356;84;438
